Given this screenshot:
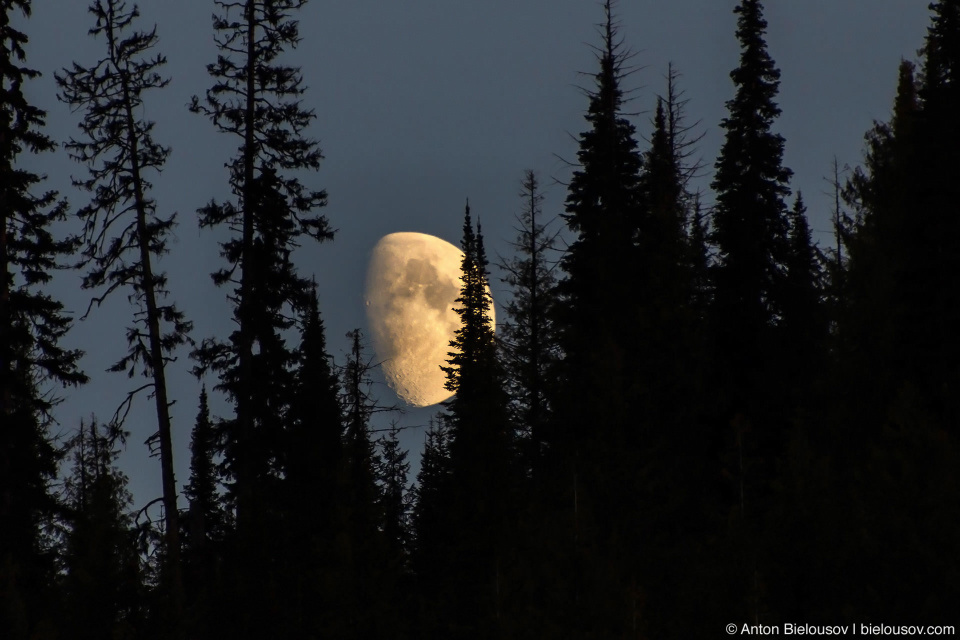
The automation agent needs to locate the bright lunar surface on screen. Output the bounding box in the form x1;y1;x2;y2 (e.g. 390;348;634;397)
365;232;495;407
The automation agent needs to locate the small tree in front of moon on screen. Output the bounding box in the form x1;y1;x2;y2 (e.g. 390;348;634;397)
440;201;517;635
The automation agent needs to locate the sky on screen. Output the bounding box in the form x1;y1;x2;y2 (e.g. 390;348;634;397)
15;0;933;512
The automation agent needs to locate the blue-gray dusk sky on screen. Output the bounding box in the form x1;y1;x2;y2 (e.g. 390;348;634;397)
16;1;932;509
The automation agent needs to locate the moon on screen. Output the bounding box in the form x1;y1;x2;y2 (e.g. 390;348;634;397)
365;232;495;407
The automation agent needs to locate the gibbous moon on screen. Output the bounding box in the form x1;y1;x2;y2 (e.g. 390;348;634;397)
365;232;495;407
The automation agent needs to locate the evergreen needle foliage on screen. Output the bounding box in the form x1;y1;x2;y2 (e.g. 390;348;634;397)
1;2;87;637
189;0;332;636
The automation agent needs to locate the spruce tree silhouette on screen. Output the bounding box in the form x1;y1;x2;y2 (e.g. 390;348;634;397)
550;1;646;634
709;0;792;403
0;3;87;637
182;387;226;637
439;203;515;638
275;284;342;636
498;170;559;479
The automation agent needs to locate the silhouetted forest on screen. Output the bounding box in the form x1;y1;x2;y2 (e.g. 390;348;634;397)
2;0;958;638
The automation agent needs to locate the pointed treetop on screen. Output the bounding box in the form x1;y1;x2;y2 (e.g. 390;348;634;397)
792;190;805;214
593;0;634;118
789;191;812;244
727;0;783;125
461;199;475;253
893;59;919;137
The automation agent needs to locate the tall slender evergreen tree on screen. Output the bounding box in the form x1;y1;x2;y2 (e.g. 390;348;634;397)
498;171;558;475
1;3;87;637
56;3;189;627
841;60;919;431
338;328;389;638
911;0;960;419
190;0;331;523
709;0;792;390
638;97;688;332
553;0;645;456
549;3;648;634
707;0;794;625
439;203;516;637
555;2;644;422
181;386;225;637
270;287;343;637
661;63;706;197
831;6;960;619
286;285;342;500
190;0;331;635
183;387;220;562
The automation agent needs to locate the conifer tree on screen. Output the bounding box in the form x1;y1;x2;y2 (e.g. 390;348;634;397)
283;284;342;553
709;0;792;391
833;8;960;616
183;387;220;560
284;285;342;527
553;0;646;465
439;203;516;636
707;0;794;625
376;423;411;567
181;386;224;636
823;157;851;333
60;419;143;640
781;193;825;397
910;0;960;411
707;0;795;534
919;0;960;103
661;63;706;198
841;60;919;426
410;418;452;637
637;97;689;336
190;0;330;529
0;3;87;636
55;3;189;626
190;1;330;634
651;64;708;321
555;2;644;428
270;288;343;637
498;171;558;474
548;4;649;634
342;330;381;502
632;75;711;640
375;423;413;638
338;328;388;638
286;286;342;499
